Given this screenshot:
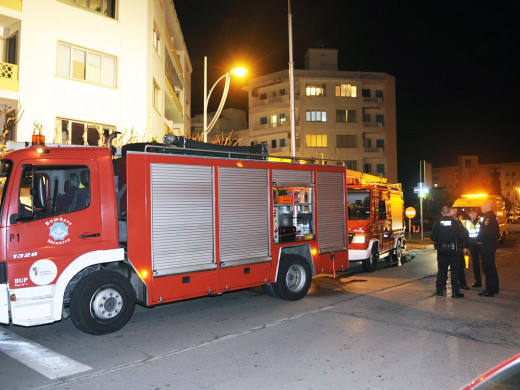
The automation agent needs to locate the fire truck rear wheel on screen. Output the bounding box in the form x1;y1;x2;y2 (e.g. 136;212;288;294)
273;255;312;301
70;270;136;335
363;245;379;272
391;239;403;265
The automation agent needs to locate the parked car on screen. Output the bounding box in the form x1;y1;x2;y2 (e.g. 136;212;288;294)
460;353;520;389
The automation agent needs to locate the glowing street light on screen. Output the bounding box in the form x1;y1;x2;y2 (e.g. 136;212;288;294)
203;57;247;142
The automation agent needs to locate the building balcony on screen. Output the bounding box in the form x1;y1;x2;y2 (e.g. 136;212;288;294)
363;121;383;128
0;0;22;12
0;62;18;92
363;97;383;105
252;121;299;131
363;147;384;157
252;94;299;108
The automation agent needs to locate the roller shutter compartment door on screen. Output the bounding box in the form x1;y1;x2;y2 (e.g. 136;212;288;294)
273;169;313;187
218;167;271;267
316;171;346;253
151;163;215;276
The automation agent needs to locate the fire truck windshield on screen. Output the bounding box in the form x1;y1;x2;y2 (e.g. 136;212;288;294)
347;189;371;220
0;160;12;209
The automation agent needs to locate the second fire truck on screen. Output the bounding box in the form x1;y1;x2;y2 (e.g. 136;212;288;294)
346;170;406;271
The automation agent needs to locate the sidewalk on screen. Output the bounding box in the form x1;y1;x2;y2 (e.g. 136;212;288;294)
405;231;434;250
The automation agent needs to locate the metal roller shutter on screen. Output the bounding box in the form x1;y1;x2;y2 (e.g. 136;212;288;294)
316;171;346;253
273;169;313;187
151;163;216;276
219;167;271;266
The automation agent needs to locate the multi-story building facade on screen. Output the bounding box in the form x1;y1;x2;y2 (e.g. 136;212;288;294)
241;48;397;182
191;108;247;140
0;0;191;146
432;155;520;205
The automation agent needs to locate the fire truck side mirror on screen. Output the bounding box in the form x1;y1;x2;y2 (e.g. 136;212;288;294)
34;175;46;210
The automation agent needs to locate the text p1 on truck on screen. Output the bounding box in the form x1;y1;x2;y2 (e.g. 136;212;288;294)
0;136;349;334
346;170;406;271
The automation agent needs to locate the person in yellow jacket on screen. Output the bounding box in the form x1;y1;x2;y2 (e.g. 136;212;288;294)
465;208;483;287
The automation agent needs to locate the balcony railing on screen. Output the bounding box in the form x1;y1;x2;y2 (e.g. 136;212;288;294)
0;62;18;91
0;0;22;12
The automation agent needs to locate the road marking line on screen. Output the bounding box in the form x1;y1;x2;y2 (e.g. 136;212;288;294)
0;328;92;379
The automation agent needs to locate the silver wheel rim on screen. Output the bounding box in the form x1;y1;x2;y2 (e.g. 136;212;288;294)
91;287;123;319
286;264;306;293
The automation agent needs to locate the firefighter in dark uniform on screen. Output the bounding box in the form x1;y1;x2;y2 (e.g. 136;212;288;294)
430;206;469;297
477;201;500;297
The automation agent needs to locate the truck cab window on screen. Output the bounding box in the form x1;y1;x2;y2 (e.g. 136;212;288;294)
347;189;370;220
17;165;90;221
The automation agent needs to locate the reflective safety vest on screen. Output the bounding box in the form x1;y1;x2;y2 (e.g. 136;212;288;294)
465;218;483;238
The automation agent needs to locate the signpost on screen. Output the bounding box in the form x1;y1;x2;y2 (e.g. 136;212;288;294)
414;181;429;241
405;207;416;240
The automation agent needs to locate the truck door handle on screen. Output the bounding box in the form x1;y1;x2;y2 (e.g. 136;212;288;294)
79;233;101;239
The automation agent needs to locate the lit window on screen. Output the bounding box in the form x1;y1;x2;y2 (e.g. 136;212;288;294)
305;84;325;96
271;114;278;128
57;42;117;88
305;110;327;122
335;84;357;97
59;0;116;18
280;113;286;123
306;134;327;148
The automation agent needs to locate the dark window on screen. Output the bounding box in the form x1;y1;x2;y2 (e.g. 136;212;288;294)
17;165;91;221
260;117;267;125
271;139;277;148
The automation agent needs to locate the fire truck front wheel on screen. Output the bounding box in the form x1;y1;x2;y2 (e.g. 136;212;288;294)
363;245;379;272
69;270;136;335
273;255;312;301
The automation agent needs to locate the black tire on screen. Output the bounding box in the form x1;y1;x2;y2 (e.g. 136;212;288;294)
391;239;403;266
273;255;312;301
263;284;279;298
499;231;506;244
362;244;379;272
70;270;135;335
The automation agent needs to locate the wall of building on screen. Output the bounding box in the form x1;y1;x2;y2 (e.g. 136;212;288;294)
0;0;190;144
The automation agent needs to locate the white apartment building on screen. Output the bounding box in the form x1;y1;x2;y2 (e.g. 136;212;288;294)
242;48;397;182
0;0;191;146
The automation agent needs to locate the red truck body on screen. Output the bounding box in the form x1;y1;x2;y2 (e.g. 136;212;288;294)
0;140;349;334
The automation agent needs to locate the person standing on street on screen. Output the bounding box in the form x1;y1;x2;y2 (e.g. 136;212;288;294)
476;201;500;297
431;206;469;298
465;208;483;287
450;208;471;290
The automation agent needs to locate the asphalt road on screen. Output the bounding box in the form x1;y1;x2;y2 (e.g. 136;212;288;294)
1;232;519;390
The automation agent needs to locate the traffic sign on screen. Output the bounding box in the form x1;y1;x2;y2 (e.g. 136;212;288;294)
405;207;416;219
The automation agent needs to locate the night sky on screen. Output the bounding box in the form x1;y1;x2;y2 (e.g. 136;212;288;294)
174;0;519;193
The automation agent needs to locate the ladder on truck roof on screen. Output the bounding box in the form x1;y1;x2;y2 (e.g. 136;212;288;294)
346;169;402;191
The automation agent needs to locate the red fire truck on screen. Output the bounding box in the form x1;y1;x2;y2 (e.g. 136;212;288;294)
346;170;406;271
0;135;348;334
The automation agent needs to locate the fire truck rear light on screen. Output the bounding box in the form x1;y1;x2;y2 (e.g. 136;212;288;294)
311;248;317;256
351;234;367;244
140;270;148;279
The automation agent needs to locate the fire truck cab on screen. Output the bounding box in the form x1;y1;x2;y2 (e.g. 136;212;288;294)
346;170;406;271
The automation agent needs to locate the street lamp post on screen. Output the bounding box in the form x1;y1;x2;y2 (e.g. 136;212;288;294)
203;56;247;143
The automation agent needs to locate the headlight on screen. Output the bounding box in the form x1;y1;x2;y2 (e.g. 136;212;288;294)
351;234;367;244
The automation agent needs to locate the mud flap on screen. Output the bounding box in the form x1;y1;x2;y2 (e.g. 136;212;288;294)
0;284;9;324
